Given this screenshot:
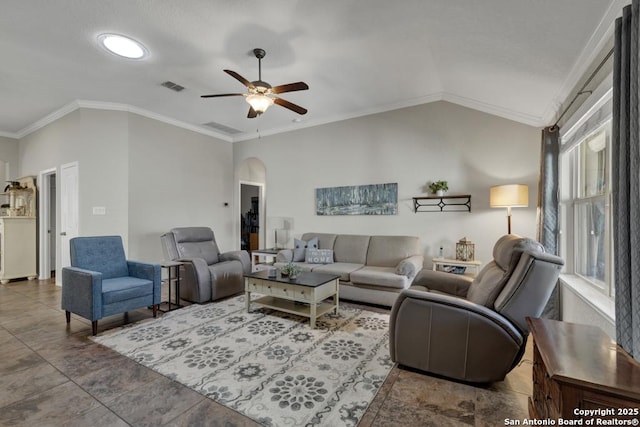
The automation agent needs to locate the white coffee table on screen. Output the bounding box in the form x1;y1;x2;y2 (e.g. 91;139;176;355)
244;270;340;328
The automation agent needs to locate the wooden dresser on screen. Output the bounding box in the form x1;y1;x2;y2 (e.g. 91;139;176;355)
527;317;640;422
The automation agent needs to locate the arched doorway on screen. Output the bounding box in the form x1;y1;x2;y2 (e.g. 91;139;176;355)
236;158;266;251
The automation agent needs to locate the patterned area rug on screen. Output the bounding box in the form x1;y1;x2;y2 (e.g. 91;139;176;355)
92;295;393;427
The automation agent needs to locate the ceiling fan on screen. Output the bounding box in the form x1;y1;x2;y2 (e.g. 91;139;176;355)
201;48;309;118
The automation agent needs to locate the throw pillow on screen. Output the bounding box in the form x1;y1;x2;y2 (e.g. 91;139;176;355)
306;249;334;264
293;237;319;262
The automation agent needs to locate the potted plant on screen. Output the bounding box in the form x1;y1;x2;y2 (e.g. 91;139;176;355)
280;262;301;279
428;180;449;197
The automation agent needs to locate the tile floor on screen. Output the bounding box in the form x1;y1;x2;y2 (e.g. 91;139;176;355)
0;278;532;426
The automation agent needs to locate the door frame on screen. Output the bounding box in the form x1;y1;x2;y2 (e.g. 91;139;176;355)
58;161;79;286
239;181;264;251
38;167;57;280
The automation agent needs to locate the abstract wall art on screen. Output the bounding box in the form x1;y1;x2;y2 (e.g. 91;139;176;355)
315;182;398;215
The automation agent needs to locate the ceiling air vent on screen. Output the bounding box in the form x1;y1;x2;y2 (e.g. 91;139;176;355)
203;121;242;135
160;81;185;92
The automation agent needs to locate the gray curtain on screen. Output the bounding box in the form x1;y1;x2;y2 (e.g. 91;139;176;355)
537;126;560;319
613;1;640;361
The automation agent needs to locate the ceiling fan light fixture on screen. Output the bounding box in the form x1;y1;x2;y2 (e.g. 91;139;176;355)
201;48;308;117
98;33;148;59
246;94;274;114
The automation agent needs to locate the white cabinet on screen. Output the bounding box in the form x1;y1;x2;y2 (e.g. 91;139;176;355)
0;175;37;284
0;217;37;283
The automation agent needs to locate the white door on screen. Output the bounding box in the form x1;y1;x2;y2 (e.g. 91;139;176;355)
59;162;79;284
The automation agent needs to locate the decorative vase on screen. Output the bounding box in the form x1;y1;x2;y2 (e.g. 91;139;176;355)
436;189;445;197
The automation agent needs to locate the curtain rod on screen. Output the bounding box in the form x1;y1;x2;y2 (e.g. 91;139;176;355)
551;47;614;130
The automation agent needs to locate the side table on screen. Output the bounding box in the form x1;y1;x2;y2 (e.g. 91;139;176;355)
432;257;482;277
527;317;640;422
251;248;281;272
159;261;182;312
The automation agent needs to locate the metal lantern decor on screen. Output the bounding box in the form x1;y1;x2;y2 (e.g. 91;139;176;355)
455;237;475;261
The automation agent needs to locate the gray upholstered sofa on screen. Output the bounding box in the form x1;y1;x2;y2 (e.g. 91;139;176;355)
274;232;423;306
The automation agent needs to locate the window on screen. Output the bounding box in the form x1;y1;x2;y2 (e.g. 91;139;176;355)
560;121;613;297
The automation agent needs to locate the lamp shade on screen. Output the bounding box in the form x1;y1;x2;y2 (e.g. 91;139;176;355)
246;94;274;113
490;184;528;208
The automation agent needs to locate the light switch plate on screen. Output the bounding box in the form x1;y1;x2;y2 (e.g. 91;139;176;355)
92;206;106;215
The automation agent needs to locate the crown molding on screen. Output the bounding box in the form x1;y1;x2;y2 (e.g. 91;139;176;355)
542;0;626;125
232;91;549;142
440;92;546;127
13;100;233;142
0;131;19;139
13;100;82;139
10;89;555;144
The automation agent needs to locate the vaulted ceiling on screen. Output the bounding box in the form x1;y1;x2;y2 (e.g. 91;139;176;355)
0;0;625;141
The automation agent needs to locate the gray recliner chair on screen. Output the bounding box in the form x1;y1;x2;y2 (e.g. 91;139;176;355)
389;234;564;383
161;227;251;303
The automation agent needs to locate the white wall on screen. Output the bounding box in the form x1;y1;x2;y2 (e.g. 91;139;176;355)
13;101;540;273
127;113;234;262
0;137;20;214
0;136;20;179
19;109;130;237
233;101;542;265
561;279;615;338
17;108;233;267
19;109;129;277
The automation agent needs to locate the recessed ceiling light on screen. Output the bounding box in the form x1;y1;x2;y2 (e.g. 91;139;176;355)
98;33;148;59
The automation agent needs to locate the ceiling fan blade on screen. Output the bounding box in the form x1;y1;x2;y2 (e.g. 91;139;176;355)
273;97;308;115
271;81;309;94
224;70;255;89
200;93;245;98
247;107;258;119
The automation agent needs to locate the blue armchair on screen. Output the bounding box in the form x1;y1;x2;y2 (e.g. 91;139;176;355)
61;236;161;335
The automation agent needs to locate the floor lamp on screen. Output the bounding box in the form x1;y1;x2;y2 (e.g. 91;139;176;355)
490;184;528;234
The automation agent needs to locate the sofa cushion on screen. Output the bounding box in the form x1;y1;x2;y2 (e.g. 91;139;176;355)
467;235;545;308
312;263;364;281
301;233;338;251
333;235;370;264
366;235;421;267
351;266;411;290
465;261;507;307
171;227;220;265
493;235;543;271
293;237;318;262
102;277;153;304
178;241;220;265
306;249;334;264
70;236;129;280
